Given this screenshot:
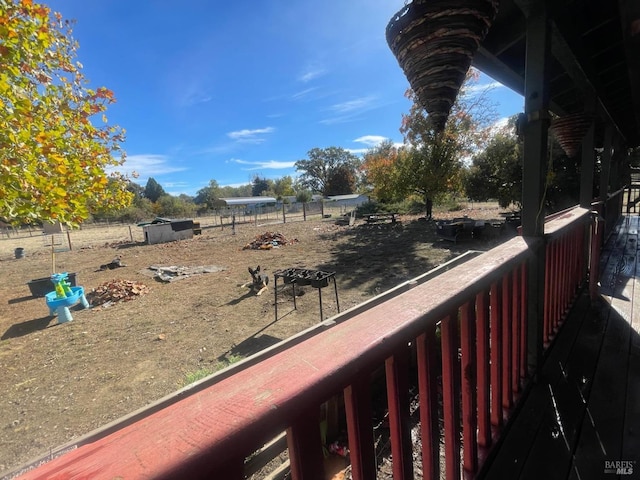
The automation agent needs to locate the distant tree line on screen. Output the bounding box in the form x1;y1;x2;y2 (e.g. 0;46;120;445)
90;146;364;223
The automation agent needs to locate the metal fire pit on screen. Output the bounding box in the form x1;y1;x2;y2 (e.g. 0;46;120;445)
273;268;339;322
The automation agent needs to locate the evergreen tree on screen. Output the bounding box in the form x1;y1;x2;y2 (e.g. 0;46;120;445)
144;178;166;203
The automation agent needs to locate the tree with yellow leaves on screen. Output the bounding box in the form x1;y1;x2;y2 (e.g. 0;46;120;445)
0;0;132;225
362;69;497;218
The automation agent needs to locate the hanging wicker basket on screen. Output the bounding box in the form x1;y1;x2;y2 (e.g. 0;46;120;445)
550;113;594;157
386;0;499;132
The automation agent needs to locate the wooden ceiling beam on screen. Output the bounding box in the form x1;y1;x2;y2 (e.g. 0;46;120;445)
548;22;626;142
473;45;568;116
508;0;627;142
482;14;526;56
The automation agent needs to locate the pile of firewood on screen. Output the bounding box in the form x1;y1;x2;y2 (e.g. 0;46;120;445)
87;279;150;308
242;232;299;250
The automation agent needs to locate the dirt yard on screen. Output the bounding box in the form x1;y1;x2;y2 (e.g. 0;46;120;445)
0;204;509;475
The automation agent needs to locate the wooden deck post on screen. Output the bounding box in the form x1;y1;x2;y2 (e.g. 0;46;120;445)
579;97;597;208
599;125;614;201
521;4;550;376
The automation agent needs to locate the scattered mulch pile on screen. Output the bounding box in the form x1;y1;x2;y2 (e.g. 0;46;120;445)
242;231;299;250
142;265;226;282
86;279;150;308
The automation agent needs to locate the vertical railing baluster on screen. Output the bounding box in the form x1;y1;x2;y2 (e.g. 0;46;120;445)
511;264;521;398
571;226;580;293
442;312;462;480
460;301;478;477
519;262;528;383
582;218;588;284
560;233;568;321
556;236;563;328
476;290;491;452
490;282;503;434
576;223;584;289
552;236;567;328
344;376;376;480
543;240;552;345
552;238;560;334
385;348;413;479
568;229;573;305
572;226;579;298
555;235;563;327
569;228;576;303
417;326;441;480
567;229;574;307
590;213;602;301
287;407;325;480
577;224;585;291
501;272;512;411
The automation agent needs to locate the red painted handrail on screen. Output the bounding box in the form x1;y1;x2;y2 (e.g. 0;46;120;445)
12;207;595;480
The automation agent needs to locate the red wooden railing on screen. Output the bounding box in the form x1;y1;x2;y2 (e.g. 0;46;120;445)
543;209;587;346
12;207;595;480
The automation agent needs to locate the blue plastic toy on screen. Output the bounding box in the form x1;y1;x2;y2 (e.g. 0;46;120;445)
45;273;89;323
51;273;72;299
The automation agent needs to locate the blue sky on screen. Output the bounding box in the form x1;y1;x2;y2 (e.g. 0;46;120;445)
47;0;524;196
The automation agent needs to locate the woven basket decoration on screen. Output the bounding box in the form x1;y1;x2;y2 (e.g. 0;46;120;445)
550;113;594;158
386;0;499;132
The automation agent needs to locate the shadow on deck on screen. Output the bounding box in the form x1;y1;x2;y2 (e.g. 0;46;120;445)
481;215;640;479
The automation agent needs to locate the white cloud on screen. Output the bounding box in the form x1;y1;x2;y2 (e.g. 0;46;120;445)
162;181;190;189
196;143;236;156
298;65;326;83
227;127;275;143
320;95;380;125
166;187;193;197
465;81;505;95
111;154;187;179
329;96;377;114
353;135;389;147
291;87;318;100
348;135;404;155
492;117;510;130
345;148;370;155
320;116;354;126
485;116;512;136
220;181;252;188
179;90;213;107
231;158;296;170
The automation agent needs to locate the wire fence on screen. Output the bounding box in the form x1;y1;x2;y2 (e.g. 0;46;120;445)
0;201;357;259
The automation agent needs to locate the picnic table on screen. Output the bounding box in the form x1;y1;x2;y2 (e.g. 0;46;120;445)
364;212;399;224
436;218;486;243
500;211;521;234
